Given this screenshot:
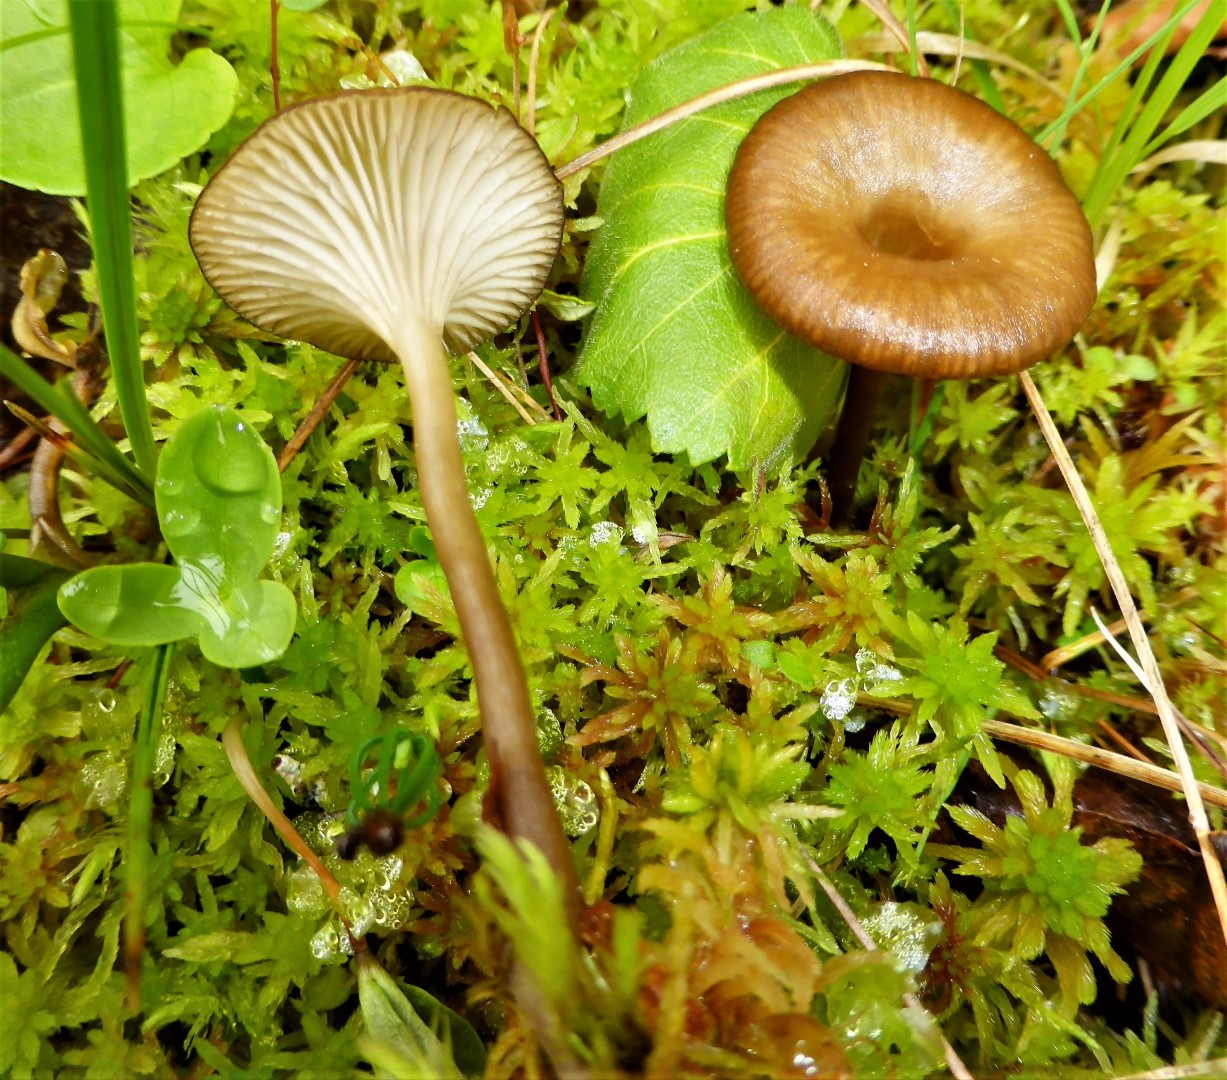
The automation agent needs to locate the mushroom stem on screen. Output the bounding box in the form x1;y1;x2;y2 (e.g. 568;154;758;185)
391;323;581;930
827;366;886;528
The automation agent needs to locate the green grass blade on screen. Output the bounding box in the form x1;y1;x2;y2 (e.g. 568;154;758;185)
1036;0;1201;150
0;342;153;505
68;0;157;481
1144;76;1227;155
1082;2;1222;225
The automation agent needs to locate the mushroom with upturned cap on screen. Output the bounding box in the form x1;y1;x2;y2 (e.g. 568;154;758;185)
189;87;577;918
725;70;1096;521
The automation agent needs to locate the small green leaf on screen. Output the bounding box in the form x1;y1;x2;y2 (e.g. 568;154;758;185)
57;563;204;647
57;406;296;667
577;6;846;470
156;405;283;578
195;578;297;668
1;0;238;195
357;955;460;1079
0;559;72;714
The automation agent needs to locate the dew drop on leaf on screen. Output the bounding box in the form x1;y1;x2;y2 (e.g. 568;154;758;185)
820;678;858;722
192;412;266;495
161;506;201;538
1038;685;1077;721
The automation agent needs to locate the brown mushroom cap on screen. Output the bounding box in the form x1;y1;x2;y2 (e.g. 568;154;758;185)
725;71;1096;379
190;87;563;360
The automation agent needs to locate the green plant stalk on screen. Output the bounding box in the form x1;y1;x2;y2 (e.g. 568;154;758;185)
1044;0;1108;151
68;0;157;481
124;642;173;1011
0;342;153;506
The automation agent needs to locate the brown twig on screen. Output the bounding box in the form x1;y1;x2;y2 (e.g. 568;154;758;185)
222;716;364;950
270;0;281;112
277;357;362;473
532;311;561;420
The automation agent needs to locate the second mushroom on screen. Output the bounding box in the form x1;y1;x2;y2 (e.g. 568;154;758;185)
189;88;579;917
725;70;1097;523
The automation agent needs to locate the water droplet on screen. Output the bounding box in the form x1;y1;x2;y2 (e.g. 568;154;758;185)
862;901;940;973
865;663;902;693
589;521;622;548
842;708;866;734
161;506;201;538
547;766;600;836
153;732;176;787
193;413;267;495
81;752;127;810
340;887;375;937
287;866;329;917
156;472;183;497
369;889;412;929
456;415;488;452
259;503;280;525
820;678;858;722
1038;685;1078;721
309;923;353;962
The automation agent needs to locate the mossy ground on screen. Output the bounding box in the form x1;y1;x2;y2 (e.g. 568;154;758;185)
1;1;1224;1076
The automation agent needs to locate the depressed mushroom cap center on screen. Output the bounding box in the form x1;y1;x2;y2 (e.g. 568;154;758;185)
859;191;966;261
726;71;1096;379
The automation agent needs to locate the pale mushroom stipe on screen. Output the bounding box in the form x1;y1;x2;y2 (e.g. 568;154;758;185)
189;87;579;920
726;71;1097;522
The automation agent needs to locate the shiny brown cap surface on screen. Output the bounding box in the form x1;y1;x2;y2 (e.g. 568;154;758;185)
726;71;1096;378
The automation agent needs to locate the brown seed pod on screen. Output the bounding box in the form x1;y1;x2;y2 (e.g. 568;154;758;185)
725;71;1096;380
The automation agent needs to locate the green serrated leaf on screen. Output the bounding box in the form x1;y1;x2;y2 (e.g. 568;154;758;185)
0;0;238;195
577;6;846;470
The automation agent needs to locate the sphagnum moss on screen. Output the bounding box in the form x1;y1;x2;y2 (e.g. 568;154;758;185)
1;1;1224;1076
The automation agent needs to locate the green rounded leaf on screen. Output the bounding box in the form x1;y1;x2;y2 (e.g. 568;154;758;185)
196;579;296;668
57;563;205;647
57;406;295;668
0;0;238;195
155;405;283;580
576;7;846;470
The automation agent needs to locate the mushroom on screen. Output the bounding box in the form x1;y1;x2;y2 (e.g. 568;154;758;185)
725;70;1096;523
189;87;578;917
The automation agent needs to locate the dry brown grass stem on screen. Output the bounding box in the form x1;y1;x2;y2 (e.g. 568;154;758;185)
525;6;557;139
467;350;544;425
982;720;1227;811
1019;369;1227;951
856;31;1067;99
221;717;362;947
855;0;932;78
